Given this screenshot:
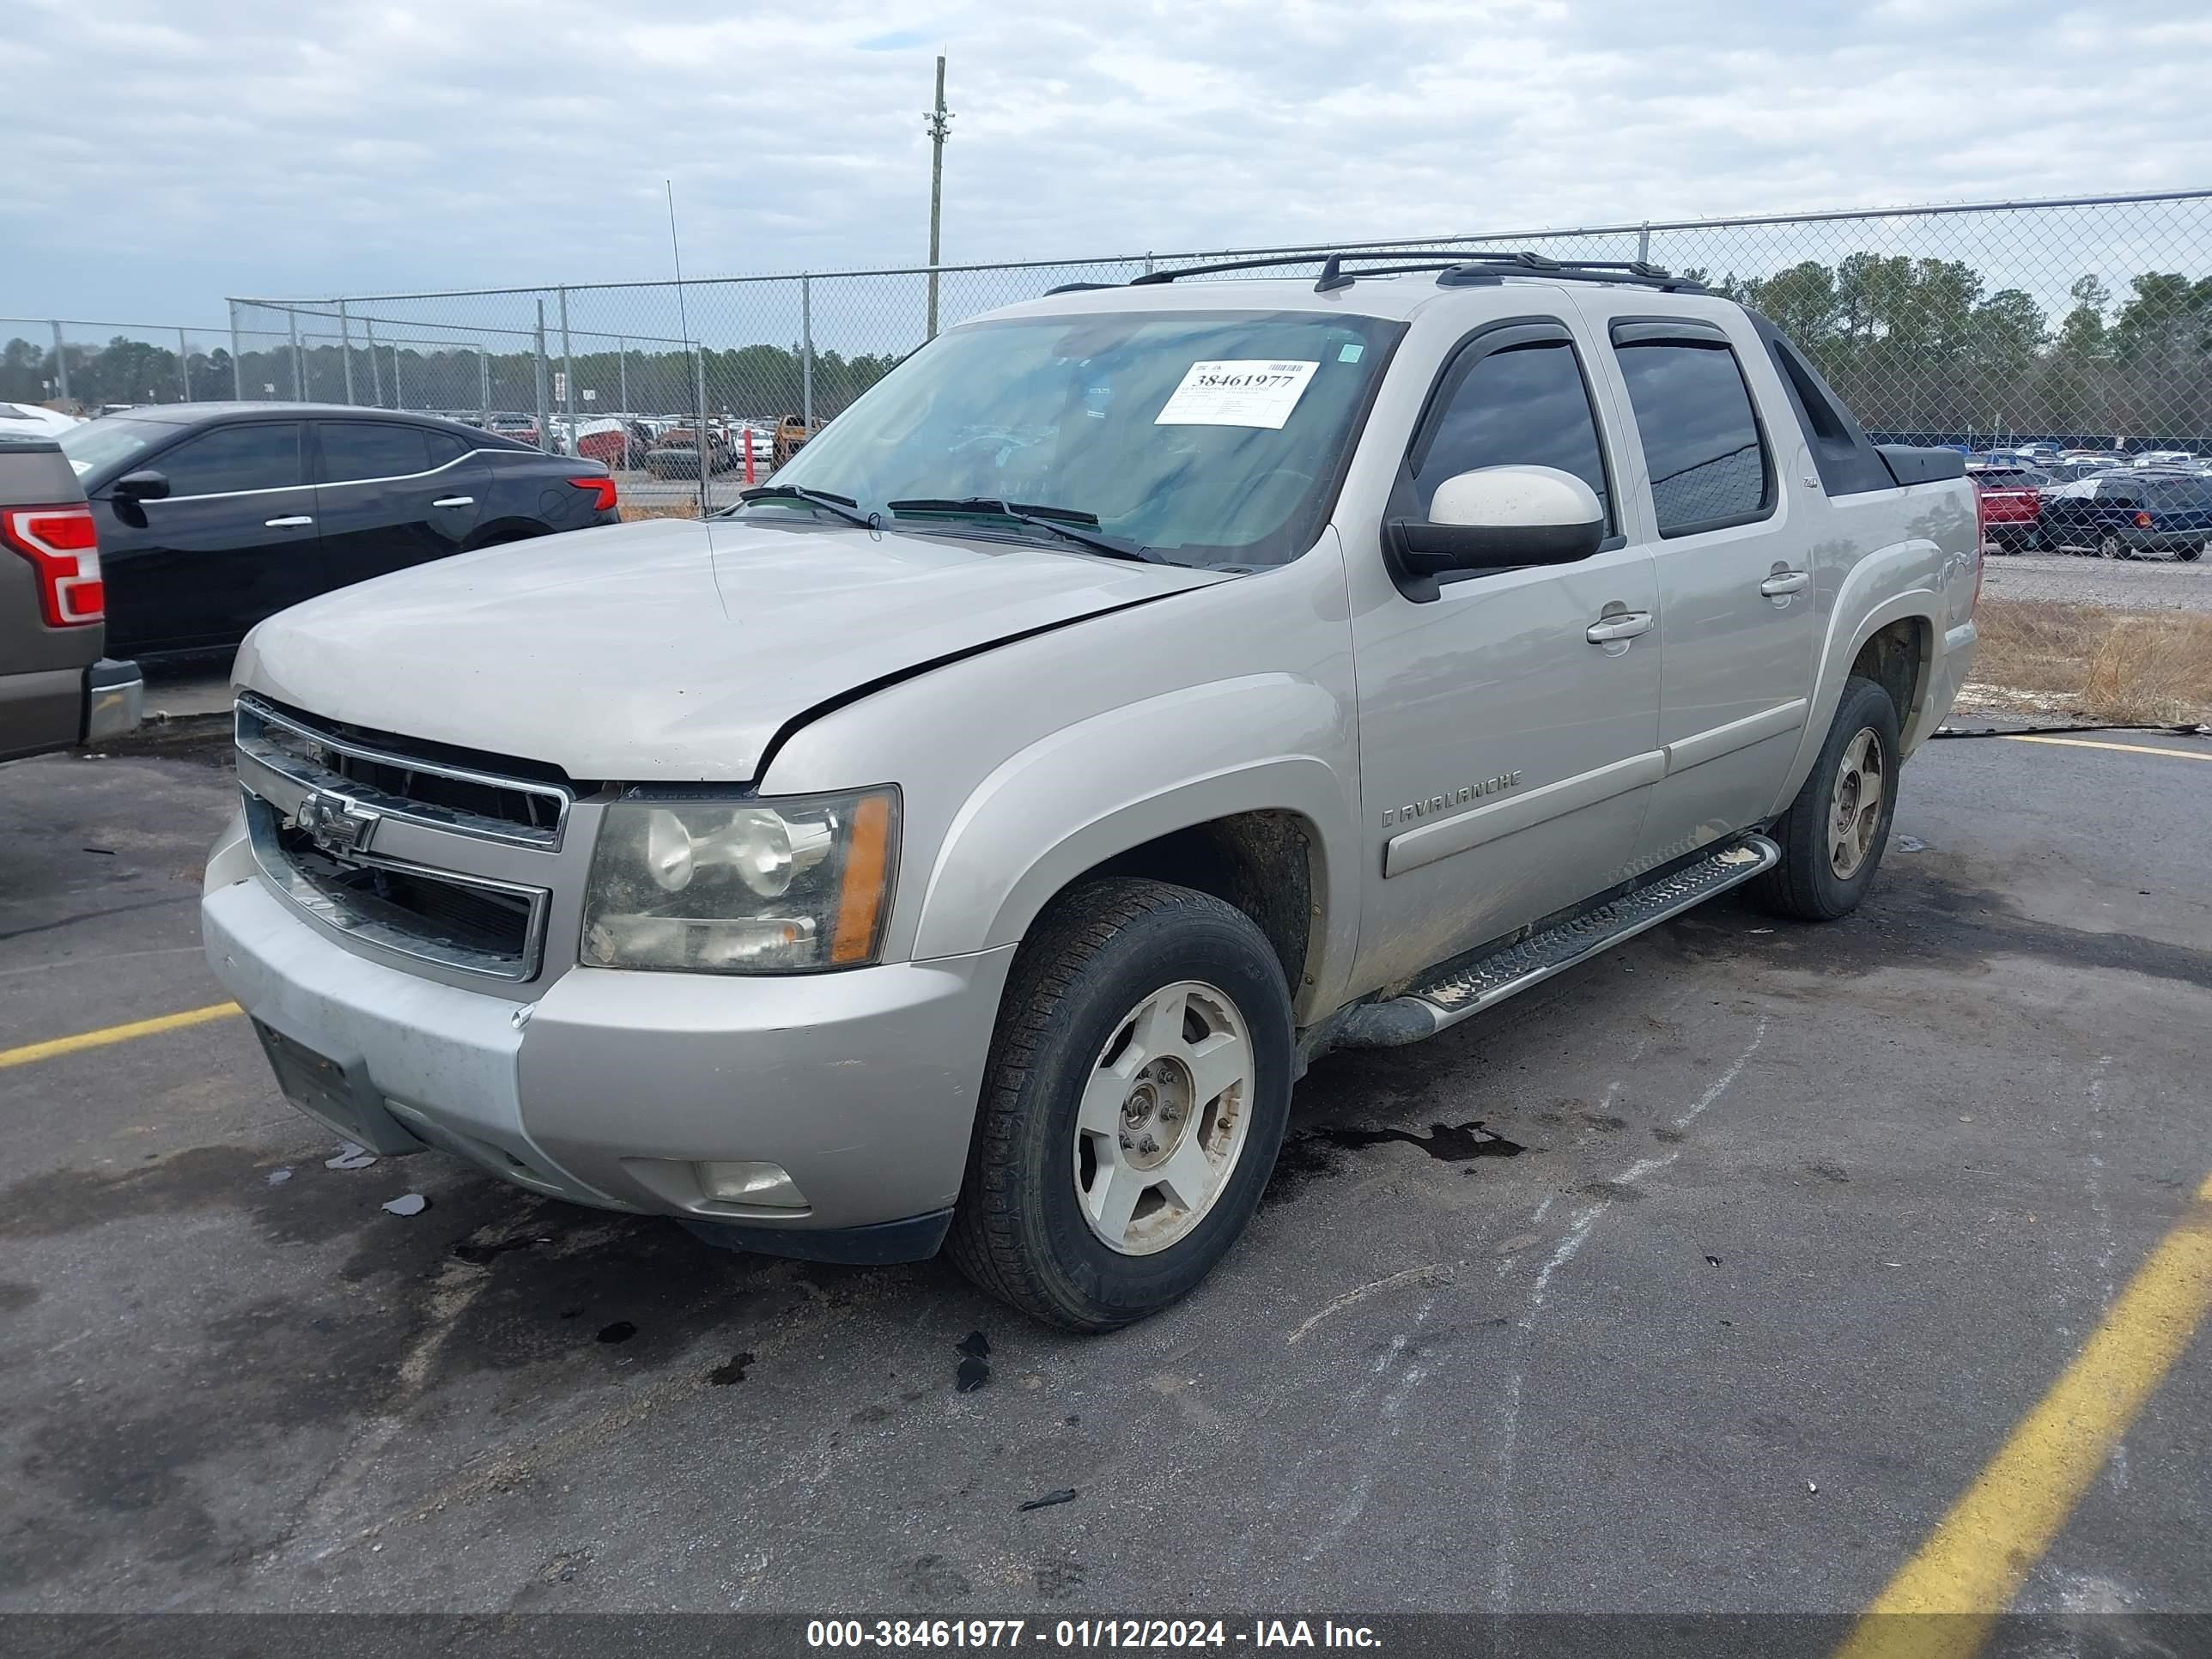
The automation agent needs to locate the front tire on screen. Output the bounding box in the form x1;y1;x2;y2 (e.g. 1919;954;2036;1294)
947;878;1294;1332
2178;542;2203;563
1750;675;1902;923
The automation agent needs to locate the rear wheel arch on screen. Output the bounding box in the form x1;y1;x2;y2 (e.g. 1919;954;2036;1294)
1848;615;1930;737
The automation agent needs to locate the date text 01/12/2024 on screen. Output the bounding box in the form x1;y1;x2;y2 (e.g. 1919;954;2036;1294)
805;1620;1383;1649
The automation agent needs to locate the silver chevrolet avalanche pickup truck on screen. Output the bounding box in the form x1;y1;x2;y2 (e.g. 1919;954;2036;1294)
204;252;1978;1330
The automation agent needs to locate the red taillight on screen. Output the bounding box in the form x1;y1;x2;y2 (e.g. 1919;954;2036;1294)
1;504;104;627
568;476;618;513
2135;510;2153;529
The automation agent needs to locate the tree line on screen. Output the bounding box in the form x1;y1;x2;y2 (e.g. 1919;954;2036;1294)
1692;256;2212;444
9;258;2212;444
0;336;901;422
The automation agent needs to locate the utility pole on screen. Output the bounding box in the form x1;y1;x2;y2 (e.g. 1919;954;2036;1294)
924;53;952;340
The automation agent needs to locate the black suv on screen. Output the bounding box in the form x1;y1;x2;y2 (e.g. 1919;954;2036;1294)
58;404;623;657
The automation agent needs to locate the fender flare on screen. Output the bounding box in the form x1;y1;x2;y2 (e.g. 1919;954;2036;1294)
1768;543;1942;815
909;674;1360;1011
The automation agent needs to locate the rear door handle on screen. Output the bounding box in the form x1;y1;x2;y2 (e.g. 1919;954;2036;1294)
264;515;313;528
1759;570;1810;596
1586;611;1654;643
432;495;475;507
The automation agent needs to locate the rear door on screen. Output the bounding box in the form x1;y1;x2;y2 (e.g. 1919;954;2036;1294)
1583;307;1814;870
95;419;318;654
312;421;483;590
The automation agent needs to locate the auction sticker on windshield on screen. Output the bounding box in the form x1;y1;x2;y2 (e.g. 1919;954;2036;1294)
1154;360;1319;429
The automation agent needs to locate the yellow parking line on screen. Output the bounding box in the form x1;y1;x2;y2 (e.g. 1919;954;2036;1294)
0;1001;243;1072
2002;734;2212;763
1832;1167;2212;1659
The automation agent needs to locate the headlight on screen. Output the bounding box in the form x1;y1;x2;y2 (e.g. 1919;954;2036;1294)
581;787;898;975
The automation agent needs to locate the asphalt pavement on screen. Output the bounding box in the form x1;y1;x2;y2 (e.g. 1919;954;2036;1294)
1;725;2208;1624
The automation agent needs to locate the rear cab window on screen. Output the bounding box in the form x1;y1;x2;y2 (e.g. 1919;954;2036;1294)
1608;325;1774;537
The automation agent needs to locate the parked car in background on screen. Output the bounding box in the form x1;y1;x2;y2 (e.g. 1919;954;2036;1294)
644;428;731;478
566;417;643;469
2039;471;2210;559
1966;462;2045;552
58;404;621;656
483;412;540;447
2;435;141;763
2131;450;2198;469
772;413;818;468
0;402;81;442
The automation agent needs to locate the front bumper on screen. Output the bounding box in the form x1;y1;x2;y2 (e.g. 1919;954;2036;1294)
204;834;1015;1255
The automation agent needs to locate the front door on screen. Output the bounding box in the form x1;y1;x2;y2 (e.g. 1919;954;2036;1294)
1582;310;1814;872
312;421;484;591
1349;323;1661;995
96;420;319;655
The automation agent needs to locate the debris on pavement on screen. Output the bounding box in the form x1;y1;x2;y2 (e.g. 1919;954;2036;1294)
956;1354;990;1392
1895;836;1928;852
596;1322;637;1345
380;1193;428;1216
1807;1480;1819;1494
325;1143;377;1170
709;1352;755;1386
957;1330;991;1359
264;1168;293;1186
1018;1488;1078;1512
1705;1255;1722;1266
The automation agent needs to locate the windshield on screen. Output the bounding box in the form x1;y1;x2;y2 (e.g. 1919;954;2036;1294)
58;416;172;481
763;309;1404;565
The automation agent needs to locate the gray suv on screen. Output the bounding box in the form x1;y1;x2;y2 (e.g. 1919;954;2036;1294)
204;253;1978;1329
1;436;141;764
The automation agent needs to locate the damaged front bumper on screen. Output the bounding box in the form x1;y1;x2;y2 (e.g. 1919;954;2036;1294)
203;811;1013;1262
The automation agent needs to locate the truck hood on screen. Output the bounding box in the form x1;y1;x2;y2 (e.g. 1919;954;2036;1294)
235;516;1228;781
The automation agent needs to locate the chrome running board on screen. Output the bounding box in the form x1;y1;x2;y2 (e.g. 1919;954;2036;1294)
1310;835;1780;1059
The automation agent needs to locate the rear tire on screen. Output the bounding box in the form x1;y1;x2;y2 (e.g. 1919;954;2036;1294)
947;878;1293;1332
2097;532;2125;560
1750;675;1902;923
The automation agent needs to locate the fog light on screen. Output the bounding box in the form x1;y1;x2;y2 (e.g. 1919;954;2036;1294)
696;1160;808;1209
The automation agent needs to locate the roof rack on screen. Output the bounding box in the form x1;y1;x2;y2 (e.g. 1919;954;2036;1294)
1119;248;1705;295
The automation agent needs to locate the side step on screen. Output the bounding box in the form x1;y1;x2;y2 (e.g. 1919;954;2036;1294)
1312;835;1779;1057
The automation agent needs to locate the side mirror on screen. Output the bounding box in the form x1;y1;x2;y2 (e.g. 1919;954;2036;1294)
112;470;172;502
1386;465;1605;580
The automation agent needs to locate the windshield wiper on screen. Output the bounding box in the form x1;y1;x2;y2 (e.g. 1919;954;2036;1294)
731;484;876;529
885;497;1162;562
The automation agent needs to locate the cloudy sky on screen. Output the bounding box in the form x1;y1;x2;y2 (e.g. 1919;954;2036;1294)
9;0;2212;327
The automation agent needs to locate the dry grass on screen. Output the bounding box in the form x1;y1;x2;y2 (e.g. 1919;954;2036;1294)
618;501;702;522
1968;598;2212;725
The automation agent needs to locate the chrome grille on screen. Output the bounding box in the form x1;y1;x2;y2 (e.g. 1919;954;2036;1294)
236;694;572;850
243;794;550;981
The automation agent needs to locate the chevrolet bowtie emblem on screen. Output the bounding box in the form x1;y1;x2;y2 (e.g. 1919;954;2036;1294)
295;790;380;858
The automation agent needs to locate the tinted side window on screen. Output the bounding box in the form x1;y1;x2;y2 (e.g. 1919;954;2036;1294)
155;423;303;495
319;423;435;483
1614;341;1772;536
423;430;471;466
1413;340;1611;528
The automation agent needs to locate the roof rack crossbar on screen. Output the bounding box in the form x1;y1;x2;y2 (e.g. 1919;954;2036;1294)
1121;248;1704;294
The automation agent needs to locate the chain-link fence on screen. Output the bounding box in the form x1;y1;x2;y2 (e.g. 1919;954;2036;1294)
10;189;2209;502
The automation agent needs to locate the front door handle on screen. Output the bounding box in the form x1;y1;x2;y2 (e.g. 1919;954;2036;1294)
264;515;313;528
432;495;475;507
1586;611;1654;643
1759;570;1810;596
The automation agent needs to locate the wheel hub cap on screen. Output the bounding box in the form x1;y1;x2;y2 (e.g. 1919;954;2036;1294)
1828;726;1886;879
1072;980;1255;1256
